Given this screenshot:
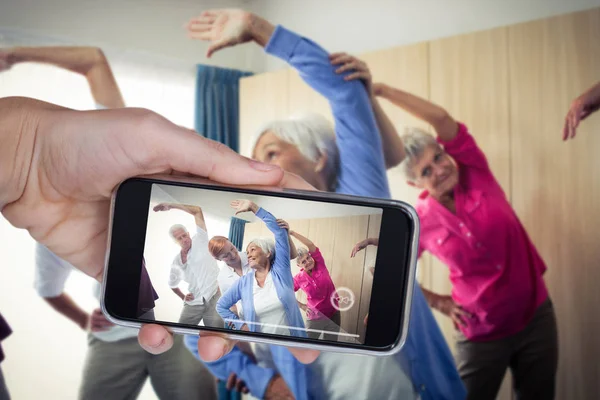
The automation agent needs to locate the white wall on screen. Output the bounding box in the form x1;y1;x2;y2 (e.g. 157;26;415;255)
154;184;383;221
0;0;267;72
259;0;600;71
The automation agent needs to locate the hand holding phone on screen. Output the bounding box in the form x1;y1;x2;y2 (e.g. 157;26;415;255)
102;176;419;356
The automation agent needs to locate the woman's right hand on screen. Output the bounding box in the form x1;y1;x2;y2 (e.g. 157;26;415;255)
230;199;257;215
433;295;471;330
350;239;369;258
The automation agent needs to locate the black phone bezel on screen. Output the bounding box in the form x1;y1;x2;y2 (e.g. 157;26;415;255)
103;177;416;352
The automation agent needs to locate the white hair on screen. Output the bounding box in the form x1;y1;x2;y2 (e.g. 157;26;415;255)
169;224;188;240
296;247;309;260
399;127;442;180
247;237;276;266
248;112;340;191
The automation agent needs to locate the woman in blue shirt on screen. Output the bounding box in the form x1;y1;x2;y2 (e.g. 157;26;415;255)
217;199;306;338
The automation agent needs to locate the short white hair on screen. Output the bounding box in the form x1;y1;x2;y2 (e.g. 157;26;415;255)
399;127;441;180
295;247;309;260
247;237;276;266
248;112;340;191
169;224;187;240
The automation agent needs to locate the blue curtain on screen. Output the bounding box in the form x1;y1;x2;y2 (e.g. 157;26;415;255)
228;217;247;251
195;65;253;153
195;64;251;400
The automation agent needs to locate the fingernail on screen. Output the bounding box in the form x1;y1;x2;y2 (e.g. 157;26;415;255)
249;159;279;171
149;337;166;349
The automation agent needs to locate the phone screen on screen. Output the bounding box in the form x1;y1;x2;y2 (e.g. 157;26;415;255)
103;177;416;353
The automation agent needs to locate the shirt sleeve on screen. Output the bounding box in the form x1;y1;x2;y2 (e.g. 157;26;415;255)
437;122;492;173
309;247;326;270
216;279;245;331
183;335;276;399
168;264;182;288
293;273;301;292
265;26;390;199
34;243;73;298
255;207;291;278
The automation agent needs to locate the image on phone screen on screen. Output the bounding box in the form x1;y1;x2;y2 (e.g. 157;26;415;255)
103;177;416;354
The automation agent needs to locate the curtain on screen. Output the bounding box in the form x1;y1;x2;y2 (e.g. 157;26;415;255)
195;64;251;400
194;65;253;153
228;217;247;251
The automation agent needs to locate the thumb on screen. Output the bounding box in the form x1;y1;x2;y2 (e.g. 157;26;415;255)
207;38;235;58
140;116;285;187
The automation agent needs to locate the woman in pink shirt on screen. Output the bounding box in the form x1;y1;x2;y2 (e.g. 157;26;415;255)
377;81;557;399
340;57;558;400
287;228;341;341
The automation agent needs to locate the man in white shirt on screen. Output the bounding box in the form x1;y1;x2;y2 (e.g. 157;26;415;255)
35;243;217;400
153;202;223;327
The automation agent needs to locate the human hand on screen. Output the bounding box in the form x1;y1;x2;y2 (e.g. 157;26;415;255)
184;293;195;302
330;52;374;97
563;85;600;140
89;308;114;332
434;295;472;330
225;372;249;394
0;96;317;361
153;203;172;212
185;9;254;58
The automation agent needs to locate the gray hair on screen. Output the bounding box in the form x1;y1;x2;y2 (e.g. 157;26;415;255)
295;247;309;260
247;237;276;266
248;112;340;191
169;224;187;240
399;127;441;181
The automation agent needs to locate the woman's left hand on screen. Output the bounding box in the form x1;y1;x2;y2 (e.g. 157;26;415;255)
330;52;374;97
276;218;290;231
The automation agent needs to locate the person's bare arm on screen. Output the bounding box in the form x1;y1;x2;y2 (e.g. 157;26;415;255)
154;203;207;231
288;230;317;253
2;47;125;108
371;92;406;168
44;293;89;330
376;83;458;142
171;287;186;301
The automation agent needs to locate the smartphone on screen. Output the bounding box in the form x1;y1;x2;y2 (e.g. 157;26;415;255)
101;175;419;356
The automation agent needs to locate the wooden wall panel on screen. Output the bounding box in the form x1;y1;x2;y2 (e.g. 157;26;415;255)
429;26;513;400
242;215;373;338
508;9;600;399
238;69;290;158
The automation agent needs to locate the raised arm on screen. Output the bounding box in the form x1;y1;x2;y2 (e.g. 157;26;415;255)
375;83;459;142
564;80;600;140
230;200;290;258
153;202;207;231
0;47;125;108
330;53;406;169
350;237;379;258
186;9;390;198
277;219;298;259
288;230;317;252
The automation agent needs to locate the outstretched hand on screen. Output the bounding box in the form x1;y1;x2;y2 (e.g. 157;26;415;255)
153;203;172;212
0;49;15;72
563;88;600;140
230;199;255;215
185;9;254;58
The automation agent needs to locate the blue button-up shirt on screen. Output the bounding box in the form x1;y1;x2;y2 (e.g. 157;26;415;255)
186;25;466;400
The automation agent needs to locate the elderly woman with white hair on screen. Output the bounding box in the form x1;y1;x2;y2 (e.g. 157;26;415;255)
335;57;558;398
216;199;306;338
184;8;465;400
